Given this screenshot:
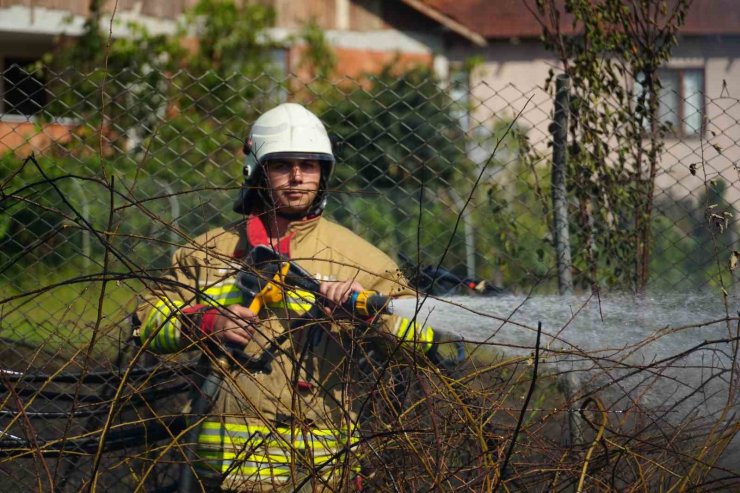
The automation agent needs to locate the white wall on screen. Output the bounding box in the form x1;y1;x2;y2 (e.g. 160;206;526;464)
455;36;740;213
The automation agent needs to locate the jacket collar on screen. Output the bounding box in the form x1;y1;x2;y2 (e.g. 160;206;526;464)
244;214;322;257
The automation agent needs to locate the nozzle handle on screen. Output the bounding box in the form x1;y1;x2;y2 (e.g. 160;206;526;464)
343;291;392;318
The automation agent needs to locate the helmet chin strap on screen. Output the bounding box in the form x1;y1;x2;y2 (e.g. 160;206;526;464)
258;190;324;221
276;209;311;220
274;194;326;220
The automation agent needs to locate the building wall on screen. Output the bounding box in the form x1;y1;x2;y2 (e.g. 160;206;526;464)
0;1;185;43
332;46;432;76
0;119;73;155
449;40;559;178
0;0;449;156
454;36;740;210
0;0;445;78
101;0;197;19
0;0;196;18
658;36;740;208
271;0;433;32
0;0;88;17
464;40;558;125
268;0;443;79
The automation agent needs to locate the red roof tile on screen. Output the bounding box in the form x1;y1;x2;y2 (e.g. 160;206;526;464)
424;0;740;40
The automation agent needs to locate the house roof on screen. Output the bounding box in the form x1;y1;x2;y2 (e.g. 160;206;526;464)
421;0;740;40
421;0;547;39
399;0;487;46
679;0;740;35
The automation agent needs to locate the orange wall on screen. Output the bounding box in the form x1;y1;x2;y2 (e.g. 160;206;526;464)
0;120;73;156
333;47;433;77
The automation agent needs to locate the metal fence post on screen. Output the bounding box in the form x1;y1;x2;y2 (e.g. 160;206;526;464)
551;74;573;294
448;188;476;280
69;178;91;270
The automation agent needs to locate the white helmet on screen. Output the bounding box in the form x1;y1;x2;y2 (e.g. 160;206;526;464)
234;103;335;216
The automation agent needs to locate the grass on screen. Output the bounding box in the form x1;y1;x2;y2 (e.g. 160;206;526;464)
0;273;142;360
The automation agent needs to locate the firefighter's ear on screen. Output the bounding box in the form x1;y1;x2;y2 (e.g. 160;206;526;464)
243;137;253;155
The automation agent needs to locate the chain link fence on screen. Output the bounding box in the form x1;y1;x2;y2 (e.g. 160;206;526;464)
3;67;739;295
1;66;739;491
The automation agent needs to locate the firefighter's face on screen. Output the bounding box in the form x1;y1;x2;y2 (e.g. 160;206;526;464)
264;159;321;214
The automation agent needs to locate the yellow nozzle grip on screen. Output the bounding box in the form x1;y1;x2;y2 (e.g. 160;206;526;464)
247;262;291;314
354;290;377;318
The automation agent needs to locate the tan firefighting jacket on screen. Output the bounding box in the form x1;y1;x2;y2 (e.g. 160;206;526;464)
135;215;434;491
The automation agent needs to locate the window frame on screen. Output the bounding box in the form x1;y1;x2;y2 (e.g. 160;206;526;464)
652;66;706;139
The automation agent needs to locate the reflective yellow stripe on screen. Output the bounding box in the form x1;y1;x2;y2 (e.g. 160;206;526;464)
211;421;357;440
196;451;362;480
199;422;358;448
202;283;243;307
197;421;361;469
267;289;316;315
286;289;316;305
396;318;411;340
196;450;292;476
393;317;435;353
140;299;185;353
201;284;317;315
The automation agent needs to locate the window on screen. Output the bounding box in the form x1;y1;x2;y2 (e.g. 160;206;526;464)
636;67;705;138
2;58;47;117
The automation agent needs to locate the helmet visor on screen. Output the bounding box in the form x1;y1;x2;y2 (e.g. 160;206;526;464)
261;151;335;164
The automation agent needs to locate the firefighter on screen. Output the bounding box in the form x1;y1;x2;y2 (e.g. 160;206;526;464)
135;103;437;492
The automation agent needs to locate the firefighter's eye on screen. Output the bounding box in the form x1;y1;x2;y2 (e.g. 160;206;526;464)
267;161;292;173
